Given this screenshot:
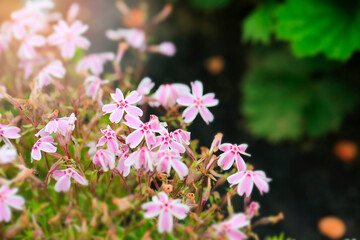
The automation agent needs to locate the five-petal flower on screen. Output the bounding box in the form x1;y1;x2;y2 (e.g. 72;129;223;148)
31;136;57;161
212;213;250;240
53;167;88;192
0;186;25;222
142;192;189;233
227;170;271;197
217;143;250;171
177;80;218;124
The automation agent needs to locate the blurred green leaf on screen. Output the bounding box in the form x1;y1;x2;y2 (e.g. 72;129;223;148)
188;0;231;10
275;0;360;60
242;47;357;141
242;2;278;45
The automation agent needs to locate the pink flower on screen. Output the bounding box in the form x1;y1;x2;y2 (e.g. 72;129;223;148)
217;143;250;171
171;129;191;145
66;3;80;23
31;136;57;161
125;147;154;171
97;125;119;154
152;130;185;153
227;170;271;197
102;89;143;123
53;167;88;192
157;42;176;56
247;201;260;218
106;28;145;49
177;81;219;124
0;145;17;164
48;20;90;58
0;123;21;145
150;83;190;108
212;213;249;240
76;52;115;75
0;186;25;222
19;55;45;79
137;77;155;104
142;192;189;233
92;149;115;172
18;34;46;60
84;76;108;100
37;115;75;137
116;146;130;177
156;150;189;180
37;60;66;88
124;115;165;148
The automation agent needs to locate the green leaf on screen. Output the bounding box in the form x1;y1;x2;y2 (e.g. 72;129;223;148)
188;0;231;10
275;0;360;61
242;2;278;45
242;47;357;141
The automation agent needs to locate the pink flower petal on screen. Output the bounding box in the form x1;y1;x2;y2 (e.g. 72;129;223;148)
126;129;144;148
201;93;219;107
226;229;247;240
235;153;246;171
125;91;142;104
177;93;194;106
111;88;124;102
252;174;269;195
170;203;189;219
123;114;143;129
0;202;11;222
227;213;249;229
199;106;214;124
5;196;25;210
109;108;124;123
239;174;253;197
102;104;118;113
71;170;88;185
54;175;71;192
182;105;198;123
218;151;235;170
52;170;66;180
31;147;42;161
39;142;57;153
191;81;203;98
142;202;162;218
171;159;188;180
227;171;246;185
158;209;173;233
125;105;143;117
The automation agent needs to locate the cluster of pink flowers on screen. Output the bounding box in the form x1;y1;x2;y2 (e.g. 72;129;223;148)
0;2;276;238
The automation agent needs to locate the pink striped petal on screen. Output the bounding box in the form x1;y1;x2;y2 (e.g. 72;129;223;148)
170;203;189;219
0;202;11;222
2;126;21;138
219;143;232;152
226;229;247;240
125;105;143;117
123;114;143;129
71;171;88;185
107;138;119;153
102;104;118;113
171;159;188;180
61;42;75;58
177;93;194;106
111;88;124;102
227;171;246;185
109;108;124;123
253;175;270;194
182;105;198;123
31;147;42;161
218;151;235;170
39;142;57;153
52;170;66;180
201;93;218;107
235;153;246;171
125;91;142;104
144;131;156;148
142;202;162;218
126;129;144;148
191;81;203;98
158;209;173;233
54;175;71;192
5;196;25;210
227;213;249;229
199;106;214;124
239;175;253;197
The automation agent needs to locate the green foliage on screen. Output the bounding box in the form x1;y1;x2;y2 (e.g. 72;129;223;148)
275;0;360;61
266;232;292;240
188;0;231;10
242;1;278;45
242;47;358;141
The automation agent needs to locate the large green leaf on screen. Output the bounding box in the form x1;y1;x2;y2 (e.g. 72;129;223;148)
275;0;360;61
242;47;357;141
242;2;278;45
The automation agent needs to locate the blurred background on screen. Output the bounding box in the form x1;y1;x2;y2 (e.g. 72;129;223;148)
2;0;360;239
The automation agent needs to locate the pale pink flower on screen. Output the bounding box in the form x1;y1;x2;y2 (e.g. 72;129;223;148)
227;170;271;197
212;213;249;240
152;130;185;153
18;34;46;60
142;192;189;233
106;28;145;49
92;149;115;172
116;146;130;177
31;136;57;161
125;147;154;171
2;20;26;40
0;186;25;222
157;42;176;56
37;60;66;88
217;143;250;171
76;52;115;75
124;115;165;148
150;83;190;108
0;123;21;145
97;125;119;154
85;141;97;156
177;81;219;124
84;76;108;100
37;115;75;137
156;150;188;180
19;55;45;79
0;145;17;164
102;89;143;123
171;129;191;145
247;201;260;218
48;20;90;58
53;167;88;192
137;77;155;104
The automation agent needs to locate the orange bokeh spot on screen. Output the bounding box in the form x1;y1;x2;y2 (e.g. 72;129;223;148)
318;216;346;239
334;140;358;162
